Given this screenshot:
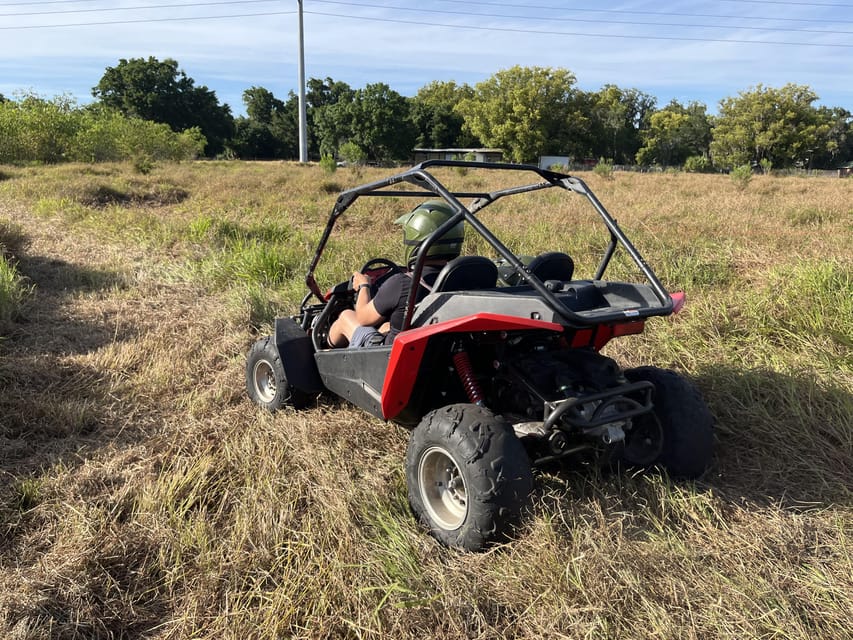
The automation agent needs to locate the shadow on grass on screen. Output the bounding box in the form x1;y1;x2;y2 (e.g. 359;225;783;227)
532;364;852;544
0;249;173;636
1;252;136;517
693;365;852;507
294;363;853;516
1;248;136;445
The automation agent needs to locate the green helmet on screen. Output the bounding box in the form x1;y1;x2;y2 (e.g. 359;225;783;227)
395;200;464;266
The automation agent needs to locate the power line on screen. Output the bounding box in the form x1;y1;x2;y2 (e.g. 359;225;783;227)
303;0;853;36
1;0;278;17
306;9;853;48
437;0;851;9
0;9;295;28
0;0;98;5
3;0;852;34
3;0;851;23
707;0;846;7
4;0;851;30
435;0;853;25
1;3;850;48
2;0;846;9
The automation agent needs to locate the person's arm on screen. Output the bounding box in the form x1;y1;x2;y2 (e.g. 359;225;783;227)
352;271;385;327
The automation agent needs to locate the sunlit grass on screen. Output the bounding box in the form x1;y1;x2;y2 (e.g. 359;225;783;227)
0;161;851;639
0;219;30;332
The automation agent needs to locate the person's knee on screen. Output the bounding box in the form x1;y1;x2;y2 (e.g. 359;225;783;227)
329;309;357;347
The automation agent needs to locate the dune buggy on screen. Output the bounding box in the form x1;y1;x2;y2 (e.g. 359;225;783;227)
245;160;713;551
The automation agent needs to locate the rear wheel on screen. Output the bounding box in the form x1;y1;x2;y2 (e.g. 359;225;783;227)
406;403;533;551
245;337;311;410
623;367;714;478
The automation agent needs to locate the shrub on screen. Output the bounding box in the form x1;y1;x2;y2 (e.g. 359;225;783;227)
730;164;752;190
0;95;205;165
593;157;614;179
759;158;773;175
339;141;367;166
0;93;79;164
319;154;337;174
683;155;711;173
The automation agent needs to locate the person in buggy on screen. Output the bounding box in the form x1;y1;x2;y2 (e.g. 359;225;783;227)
328;200;463;349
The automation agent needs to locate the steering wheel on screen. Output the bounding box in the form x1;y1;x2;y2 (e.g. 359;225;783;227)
359;257;400;274
357;257;402;290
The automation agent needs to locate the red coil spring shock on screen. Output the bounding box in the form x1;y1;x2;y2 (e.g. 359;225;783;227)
453;350;484;406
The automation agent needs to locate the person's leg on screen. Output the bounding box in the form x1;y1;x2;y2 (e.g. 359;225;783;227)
328;309;360;347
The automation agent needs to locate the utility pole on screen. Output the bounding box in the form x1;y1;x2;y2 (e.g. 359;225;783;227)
297;0;308;162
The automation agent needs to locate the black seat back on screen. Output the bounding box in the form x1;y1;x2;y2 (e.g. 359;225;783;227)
526;251;574;282
432;256;498;292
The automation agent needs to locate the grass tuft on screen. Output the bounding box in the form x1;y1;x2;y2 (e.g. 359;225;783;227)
0;220;31;332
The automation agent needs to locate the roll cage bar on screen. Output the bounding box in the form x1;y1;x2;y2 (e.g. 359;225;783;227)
304;160;675;329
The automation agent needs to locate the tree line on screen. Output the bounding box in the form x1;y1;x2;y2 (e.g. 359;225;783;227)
1;57;851;171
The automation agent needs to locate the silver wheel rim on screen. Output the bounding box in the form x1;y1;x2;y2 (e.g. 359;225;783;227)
252;359;277;403
418;446;468;530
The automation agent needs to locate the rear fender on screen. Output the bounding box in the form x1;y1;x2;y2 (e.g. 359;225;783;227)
381;313;563;420
274;317;325;393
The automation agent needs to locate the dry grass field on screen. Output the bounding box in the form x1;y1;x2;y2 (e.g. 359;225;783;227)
0;162;851;639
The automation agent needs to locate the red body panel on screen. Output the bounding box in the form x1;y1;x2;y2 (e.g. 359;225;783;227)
380;313;564;420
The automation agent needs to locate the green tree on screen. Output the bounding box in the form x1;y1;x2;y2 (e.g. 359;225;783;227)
636;100;711;167
306;77;353;158
589;85;656;164
346;83;415;162
410;80;477;148
92;56;234;156
710;83;831;169
243;86;284;125
313;82;414;162
455;66;579;163
811;106;853;168
306;76;354;108
229;86;298;159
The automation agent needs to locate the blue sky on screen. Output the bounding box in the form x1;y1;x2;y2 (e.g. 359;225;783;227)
1;0;851;116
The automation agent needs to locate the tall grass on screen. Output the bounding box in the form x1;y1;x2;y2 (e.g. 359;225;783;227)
0;219;30;332
0;162;850;639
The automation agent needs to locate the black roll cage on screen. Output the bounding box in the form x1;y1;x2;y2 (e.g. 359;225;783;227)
304;160;675;329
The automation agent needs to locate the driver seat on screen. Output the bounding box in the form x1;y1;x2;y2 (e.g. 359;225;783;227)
432;256;498;292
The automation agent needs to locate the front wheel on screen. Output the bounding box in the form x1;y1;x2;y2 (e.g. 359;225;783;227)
623;367;714;478
406;404;533;551
245;337;311;410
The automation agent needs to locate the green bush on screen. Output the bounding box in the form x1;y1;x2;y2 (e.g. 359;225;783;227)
0;93;79;164
759;158;773;175
593;157;614;179
683;155;711;173
338;141;367;166
319;154;337;174
0;95;205;165
730;164;753;190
